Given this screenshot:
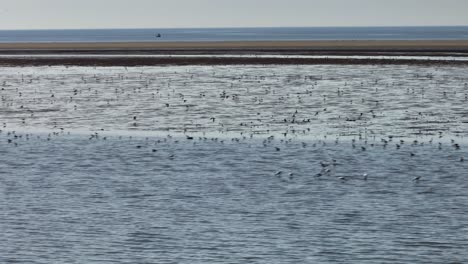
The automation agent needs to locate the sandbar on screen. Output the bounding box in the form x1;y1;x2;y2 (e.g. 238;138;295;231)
0;40;467;53
1;40;468;66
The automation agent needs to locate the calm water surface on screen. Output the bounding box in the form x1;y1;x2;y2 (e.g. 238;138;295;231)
1;64;468;263
1;26;468;43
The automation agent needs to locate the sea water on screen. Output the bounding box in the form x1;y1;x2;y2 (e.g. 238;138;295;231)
1;26;468;43
1;64;468;263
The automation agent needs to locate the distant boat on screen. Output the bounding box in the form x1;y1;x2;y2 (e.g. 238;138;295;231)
156;33;162;38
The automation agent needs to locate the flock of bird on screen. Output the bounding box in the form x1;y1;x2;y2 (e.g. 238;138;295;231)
1;125;465;184
0;64;467;183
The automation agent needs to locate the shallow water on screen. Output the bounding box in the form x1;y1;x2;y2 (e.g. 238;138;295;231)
1;64;468;263
2;54;468;61
1;134;467;263
1;65;468;138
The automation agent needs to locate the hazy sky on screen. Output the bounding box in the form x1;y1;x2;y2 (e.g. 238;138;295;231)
1;0;467;30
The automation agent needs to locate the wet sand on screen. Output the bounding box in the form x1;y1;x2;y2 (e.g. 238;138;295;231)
1;40;468;66
2;56;468;67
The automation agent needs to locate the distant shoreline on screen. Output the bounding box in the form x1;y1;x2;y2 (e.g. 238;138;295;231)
1;40;468;52
1;40;468;66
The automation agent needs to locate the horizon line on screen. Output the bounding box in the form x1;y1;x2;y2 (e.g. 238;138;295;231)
1;25;468;31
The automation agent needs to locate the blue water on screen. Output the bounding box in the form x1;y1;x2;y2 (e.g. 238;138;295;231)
1;26;468;43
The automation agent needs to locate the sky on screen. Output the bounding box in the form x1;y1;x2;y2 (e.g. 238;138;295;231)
0;0;467;30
